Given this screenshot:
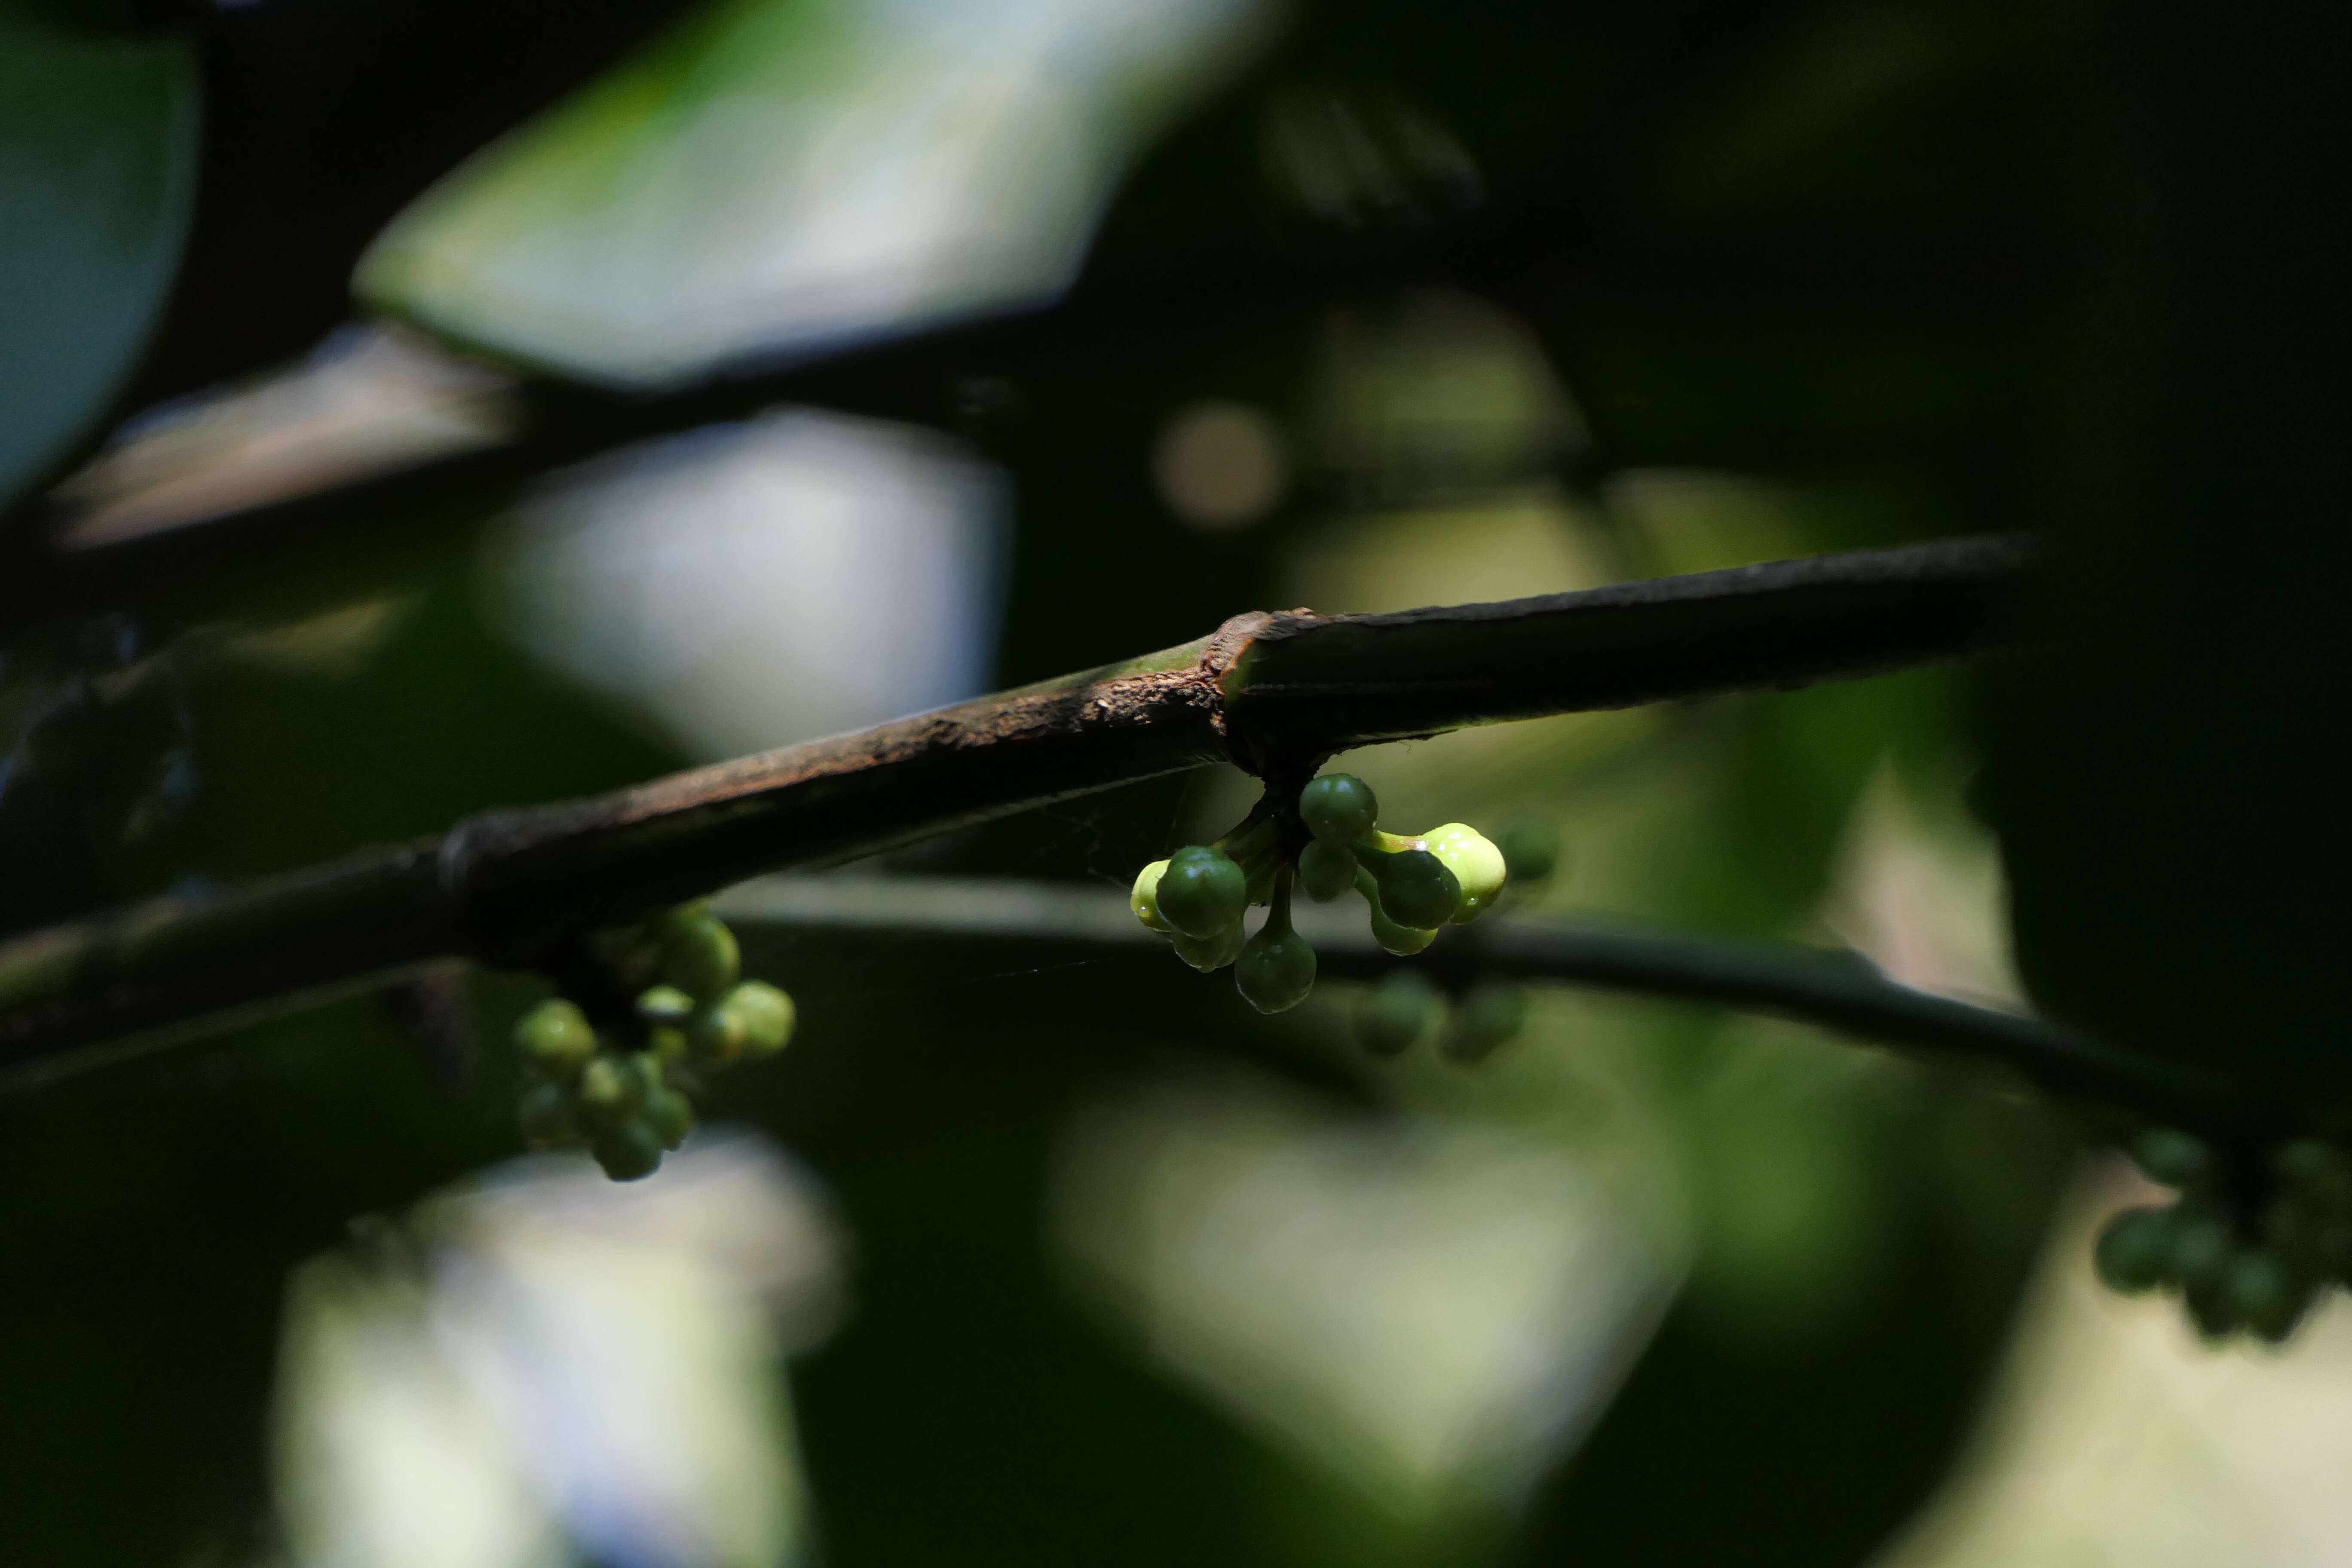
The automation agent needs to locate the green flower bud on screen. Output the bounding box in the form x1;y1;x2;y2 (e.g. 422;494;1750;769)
2224;1249;2308;1343
1355;971;1437;1056
515;998;597;1080
1236;926;1316;1014
1442;983;1528;1065
1171;920;1246;973
654;898;714;935
726;980;795;1058
1377;848;1458;930
593;1118;665;1182
662;911;741;1001
518;1081;579;1148
1425;823;1507;923
2169;1205;2234;1287
1351;867;1436;955
688;1000;750;1067
1131;859;1173;932
1298;773;1378;844
636;985;694;1025
649;1025;689;1068
644;1088;696;1152
1158;845;1250;939
1371;911;1438;956
1296;838;1358;903
2132;1127;2215;1190
1495;820;1561;885
2094;1205;2177;1294
2183;1276;2242;1341
576;1051;655;1131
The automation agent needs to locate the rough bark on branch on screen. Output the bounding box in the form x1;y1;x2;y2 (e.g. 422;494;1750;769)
0;536;2026;1071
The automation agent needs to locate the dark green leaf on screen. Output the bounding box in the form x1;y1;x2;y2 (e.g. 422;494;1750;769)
0;17;197;511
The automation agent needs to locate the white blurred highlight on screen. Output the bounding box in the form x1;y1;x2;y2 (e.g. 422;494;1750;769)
273;1133;844;1568
493;407;1005;760
360;0;1272;387
1825;763;2024;1008
1880;1162;2352;1568
1052;1072;1677;1520
52;326;516;548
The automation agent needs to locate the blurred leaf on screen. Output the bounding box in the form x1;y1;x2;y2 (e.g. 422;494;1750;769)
357;0;1273;387
0;15;196;511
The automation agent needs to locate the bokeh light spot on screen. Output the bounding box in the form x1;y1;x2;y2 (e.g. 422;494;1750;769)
1152;400;1286;529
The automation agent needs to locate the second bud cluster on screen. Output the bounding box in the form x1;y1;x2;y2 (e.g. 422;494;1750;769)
1129;770;1549;1019
512;902;795;1181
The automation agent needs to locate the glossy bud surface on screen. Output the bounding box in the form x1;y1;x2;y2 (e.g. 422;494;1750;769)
1377;849;1459;930
1296;838;1358;902
1236;928;1317;1013
516;998;597;1079
1298;773;1378;844
1157;845;1249;939
727;980;796;1057
1130;859;1173;932
1426;823;1507;923
662;912;741;1000
1367;904;1437;956
1171;921;1246;972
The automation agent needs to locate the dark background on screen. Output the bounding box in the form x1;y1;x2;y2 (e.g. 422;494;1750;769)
3;0;2341;1563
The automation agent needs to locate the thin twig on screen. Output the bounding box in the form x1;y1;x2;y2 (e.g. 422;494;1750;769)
0;538;2027;1072
711;874;2241;1130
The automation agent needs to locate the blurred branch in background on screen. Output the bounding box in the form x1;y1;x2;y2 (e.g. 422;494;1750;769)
0;539;2023;1072
708;874;2227;1126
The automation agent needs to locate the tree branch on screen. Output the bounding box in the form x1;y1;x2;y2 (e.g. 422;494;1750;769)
0;537;2026;1072
710;874;2240;1130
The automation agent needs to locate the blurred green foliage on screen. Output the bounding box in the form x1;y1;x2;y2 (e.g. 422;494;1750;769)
0;7;195;508
4;0;2337;1563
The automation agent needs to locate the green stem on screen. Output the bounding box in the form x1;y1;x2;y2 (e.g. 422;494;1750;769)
1266;866;1295;937
695;874;2248;1133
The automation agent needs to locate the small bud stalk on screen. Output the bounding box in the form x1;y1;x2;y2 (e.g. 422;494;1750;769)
1236;872;1317;1014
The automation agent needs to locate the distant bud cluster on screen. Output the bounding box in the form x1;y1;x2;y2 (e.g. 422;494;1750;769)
1128;768;1557;1057
2096;1126;2352;1343
512;902;793;1181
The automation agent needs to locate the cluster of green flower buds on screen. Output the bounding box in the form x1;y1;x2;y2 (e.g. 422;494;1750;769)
1129;769;1557;1020
511;901;794;1181
1351;970;1530;1063
2094;1126;2352;1343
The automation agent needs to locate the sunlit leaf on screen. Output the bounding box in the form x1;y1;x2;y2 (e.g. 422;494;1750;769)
358;0;1272;389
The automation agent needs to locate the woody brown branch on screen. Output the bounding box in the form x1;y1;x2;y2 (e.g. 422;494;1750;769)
0;535;2028;1072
